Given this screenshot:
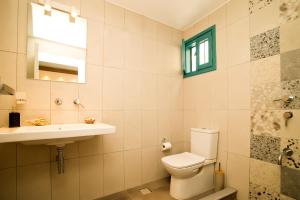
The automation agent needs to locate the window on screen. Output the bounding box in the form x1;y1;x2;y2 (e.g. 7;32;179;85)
182;25;216;78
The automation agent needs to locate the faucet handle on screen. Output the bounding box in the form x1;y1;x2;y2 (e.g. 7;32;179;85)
278;147;293;165
73;98;85;109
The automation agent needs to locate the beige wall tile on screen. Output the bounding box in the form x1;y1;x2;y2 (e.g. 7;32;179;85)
228;63;250;110
183;76;198;110
102;110;124;153
228;110;250;157
0;0;18;52
183;110;197;142
123;111;142;150
216;28;228;70
79;136;103;157
158;111;172;143
0;50;17;88
209;5;227;29
123;71;141;109
227;17;250;67
0;143;16;169
250;0;279;37
142;18;157;40
141;73;157;110
87;21;104;66
211;110;228;153
79;65;102;110
142;110;158;147
125;10;143;33
51;110;78;124
103;152;124;195
103;25;126;68
226;0;249;25
170;110;184;143
17;144;50;166
211;70;228;110
124;149;142;189
0;110;10;127
141;38;158;73
170;77;183;110
280;18;300;53
142;147;158;184
227;153;249;200
195;74;213;111
0;168;16;200
17;163;51;200
124;32;143;70
81;0;104;21
79;155;103;200
17;0;27;54
105;2;125;28
51;159;79;200
157;76;171;110
17;54;51;110
50;82;79;111
102;68;124;110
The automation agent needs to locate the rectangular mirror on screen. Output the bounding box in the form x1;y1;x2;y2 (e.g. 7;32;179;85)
27;2;87;83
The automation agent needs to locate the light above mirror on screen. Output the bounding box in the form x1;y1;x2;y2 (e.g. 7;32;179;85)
26;2;87;83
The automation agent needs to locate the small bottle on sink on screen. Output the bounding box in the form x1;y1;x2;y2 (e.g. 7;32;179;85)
9;107;20;128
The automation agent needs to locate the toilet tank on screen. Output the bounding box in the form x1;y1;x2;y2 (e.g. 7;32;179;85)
191;128;219;159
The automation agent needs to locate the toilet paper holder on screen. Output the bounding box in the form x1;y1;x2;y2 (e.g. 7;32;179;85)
161;138;167;144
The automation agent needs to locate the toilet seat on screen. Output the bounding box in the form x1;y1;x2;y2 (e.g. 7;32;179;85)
162;152;205;169
162;152;206;179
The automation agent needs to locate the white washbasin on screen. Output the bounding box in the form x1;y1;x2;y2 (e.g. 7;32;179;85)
0;123;115;146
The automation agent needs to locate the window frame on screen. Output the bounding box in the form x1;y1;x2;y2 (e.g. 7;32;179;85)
182;25;216;78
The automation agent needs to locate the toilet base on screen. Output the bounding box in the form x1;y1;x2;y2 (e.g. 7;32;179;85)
170;164;214;200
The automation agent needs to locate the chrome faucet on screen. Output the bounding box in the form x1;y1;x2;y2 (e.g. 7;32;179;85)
278;147;293;165
73;98;85;109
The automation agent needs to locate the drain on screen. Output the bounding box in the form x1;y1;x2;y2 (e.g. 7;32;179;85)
139;188;152;195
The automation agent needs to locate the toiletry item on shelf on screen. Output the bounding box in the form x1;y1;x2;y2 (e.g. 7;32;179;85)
84;117;96;124
15;92;27;105
215;162;225;192
9;108;20;128
26;118;49;126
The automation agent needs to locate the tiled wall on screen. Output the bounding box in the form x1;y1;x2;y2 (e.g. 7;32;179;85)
184;0;251;199
184;0;300;199
0;0;184;199
249;0;300;199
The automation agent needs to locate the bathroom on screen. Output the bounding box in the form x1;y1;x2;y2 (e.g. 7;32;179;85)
0;0;299;199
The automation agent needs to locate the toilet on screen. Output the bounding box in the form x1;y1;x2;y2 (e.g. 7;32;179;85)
161;128;219;200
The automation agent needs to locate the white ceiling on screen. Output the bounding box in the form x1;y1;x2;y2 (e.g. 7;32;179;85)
106;0;228;30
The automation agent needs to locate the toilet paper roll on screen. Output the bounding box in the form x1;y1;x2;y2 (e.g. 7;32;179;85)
161;142;172;152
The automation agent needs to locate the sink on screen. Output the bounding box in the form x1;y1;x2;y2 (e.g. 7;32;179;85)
0;123;115;146
0;123;115;174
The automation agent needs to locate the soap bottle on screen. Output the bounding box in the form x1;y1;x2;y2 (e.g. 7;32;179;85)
9;107;20;128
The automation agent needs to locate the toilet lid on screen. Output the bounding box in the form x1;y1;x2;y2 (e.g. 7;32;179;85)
162;152;205;169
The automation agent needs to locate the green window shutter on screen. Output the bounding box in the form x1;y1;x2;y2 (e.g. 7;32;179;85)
181;39;186;74
182;25;217;78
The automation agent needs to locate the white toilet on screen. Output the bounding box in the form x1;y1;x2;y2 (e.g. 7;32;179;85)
161;128;219;200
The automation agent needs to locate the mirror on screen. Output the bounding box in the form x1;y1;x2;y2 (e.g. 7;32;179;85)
27;2;87;83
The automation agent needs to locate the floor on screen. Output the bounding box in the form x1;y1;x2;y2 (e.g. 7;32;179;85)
97;178;235;200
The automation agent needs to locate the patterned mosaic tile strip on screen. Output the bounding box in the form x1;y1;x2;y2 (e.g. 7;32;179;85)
281;138;300;170
249;182;280;200
250;134;281;164
281;166;300;199
251;110;283;136
251;79;300;110
250;27;280;61
249;0;275;14
280;0;300;23
250;158;281;192
281;48;300;81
